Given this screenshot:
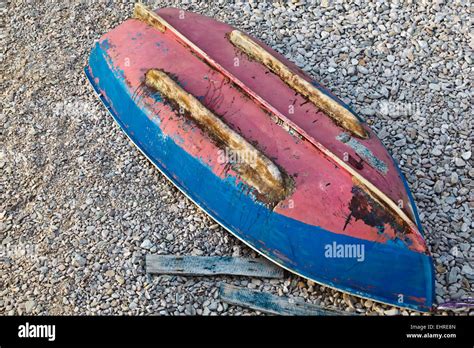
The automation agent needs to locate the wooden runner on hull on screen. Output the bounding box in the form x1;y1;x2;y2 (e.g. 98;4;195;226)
145;69;291;203
132;3;417;231
229;30;367;139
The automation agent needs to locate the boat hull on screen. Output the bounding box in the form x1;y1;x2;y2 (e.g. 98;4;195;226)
85;7;434;312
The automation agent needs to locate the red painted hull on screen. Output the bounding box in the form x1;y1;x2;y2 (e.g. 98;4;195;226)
104;7;425;252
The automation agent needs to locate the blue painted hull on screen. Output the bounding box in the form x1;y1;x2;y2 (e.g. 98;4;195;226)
86;39;434;312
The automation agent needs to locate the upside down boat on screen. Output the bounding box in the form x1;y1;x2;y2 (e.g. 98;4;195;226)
86;4;434;312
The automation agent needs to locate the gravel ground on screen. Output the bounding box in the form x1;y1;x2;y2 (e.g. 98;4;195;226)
1;0;472;316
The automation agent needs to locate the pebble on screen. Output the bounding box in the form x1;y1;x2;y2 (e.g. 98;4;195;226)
140;239;153;250
72;254;87;268
461;265;473;277
450;172;459;184
24;300;36;313
448;267;459;284
461;151;471;160
357;66;369;75
105;270;115;277
394;138;406;147
434;180;444;193
384;308;400;316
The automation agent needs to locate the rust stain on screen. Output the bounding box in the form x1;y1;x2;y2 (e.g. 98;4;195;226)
345;184;425;253
407;295;428;304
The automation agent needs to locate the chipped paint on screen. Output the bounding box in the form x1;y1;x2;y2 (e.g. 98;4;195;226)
345;186;414;250
337;132;388;174
131;4;417;235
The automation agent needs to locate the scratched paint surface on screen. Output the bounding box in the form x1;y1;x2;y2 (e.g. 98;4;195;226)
97;19;425;252
156;8;416;223
86;8;434;311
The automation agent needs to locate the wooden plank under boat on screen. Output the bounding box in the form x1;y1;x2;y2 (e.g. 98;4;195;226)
85;4;434;312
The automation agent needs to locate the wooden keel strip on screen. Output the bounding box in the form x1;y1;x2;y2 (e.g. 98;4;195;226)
219;283;351;316
146;255;285;278
133;3;417;229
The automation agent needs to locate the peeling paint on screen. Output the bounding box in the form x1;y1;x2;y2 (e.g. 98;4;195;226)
345;186;427;253
337;132;388;175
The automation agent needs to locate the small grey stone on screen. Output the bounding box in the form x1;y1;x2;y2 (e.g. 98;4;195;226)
357;65;369;74
394;138;406;147
384;308;399;316
378;128;389;139
361;108;375;116
445;196;456;204
347;66;356;75
448;267;459;284
140;239;153;250
191;248;204;256
105;270;115;277
455;158;466;167
24;300;36;313
450;172;459;184
72;254;86;268
169;205;179;214
434;180;444;193
461;264;473;276
208;301;218;311
2;236;12;245
461;151;471;160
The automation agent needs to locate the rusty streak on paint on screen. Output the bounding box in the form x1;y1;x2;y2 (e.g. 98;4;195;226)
145;68;293;205
228;30;368;139
337;133;388;175
345;185;424;252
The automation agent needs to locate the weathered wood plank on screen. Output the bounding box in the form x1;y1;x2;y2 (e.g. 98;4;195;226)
146;255;285;278
219;283;351;316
